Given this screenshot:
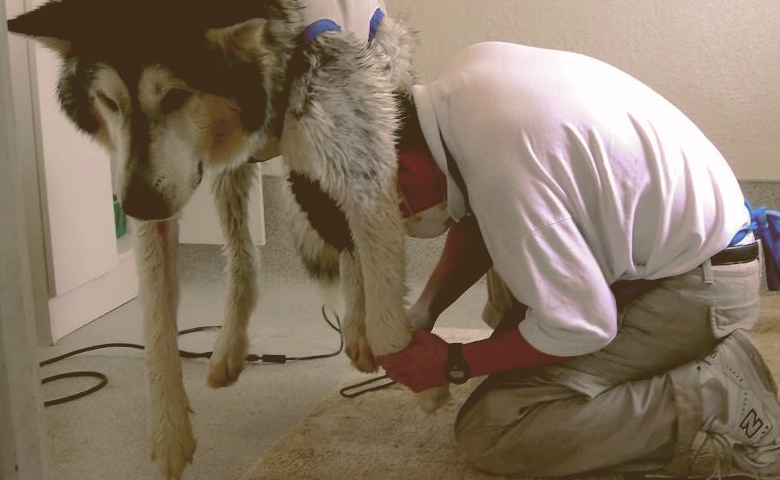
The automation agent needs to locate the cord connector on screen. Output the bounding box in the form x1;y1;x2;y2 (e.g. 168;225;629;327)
261;354;287;364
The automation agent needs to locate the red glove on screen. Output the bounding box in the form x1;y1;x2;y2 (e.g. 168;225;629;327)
377;330;450;393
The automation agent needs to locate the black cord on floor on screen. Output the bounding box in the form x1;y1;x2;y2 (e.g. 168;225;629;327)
41;305;346;407
339;375;397;398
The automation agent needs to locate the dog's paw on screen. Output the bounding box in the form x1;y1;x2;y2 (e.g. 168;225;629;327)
345;336;379;373
417;385;450;413
207;332;247;388
150;404;196;480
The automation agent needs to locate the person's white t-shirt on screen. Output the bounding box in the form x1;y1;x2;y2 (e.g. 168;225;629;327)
413;42;749;357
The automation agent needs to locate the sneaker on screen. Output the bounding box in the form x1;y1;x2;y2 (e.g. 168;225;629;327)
684;432;780;479
698;330;780;475
688;432;734;478
644;432;738;478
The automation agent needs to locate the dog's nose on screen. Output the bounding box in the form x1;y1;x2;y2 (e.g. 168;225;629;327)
121;182;171;220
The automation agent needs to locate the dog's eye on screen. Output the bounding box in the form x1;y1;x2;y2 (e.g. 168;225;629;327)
96;92;119;113
160;89;193;114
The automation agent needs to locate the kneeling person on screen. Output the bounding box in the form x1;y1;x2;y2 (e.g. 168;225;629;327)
383;42;780;478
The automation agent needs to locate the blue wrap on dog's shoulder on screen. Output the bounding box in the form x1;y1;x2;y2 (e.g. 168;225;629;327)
368;7;385;42
301;7;385;46
301;19;342;45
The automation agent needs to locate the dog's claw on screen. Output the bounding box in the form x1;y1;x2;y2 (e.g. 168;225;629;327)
149;404;197;480
207;333;247;388
345;339;379;373
206;361;243;388
151;435;195;480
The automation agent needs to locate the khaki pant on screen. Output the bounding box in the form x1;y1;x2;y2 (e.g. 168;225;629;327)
457;259;761;477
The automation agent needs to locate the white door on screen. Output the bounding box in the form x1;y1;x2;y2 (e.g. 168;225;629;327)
179;169;267;246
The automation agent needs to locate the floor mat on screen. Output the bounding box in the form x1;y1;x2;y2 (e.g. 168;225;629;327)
241;309;780;480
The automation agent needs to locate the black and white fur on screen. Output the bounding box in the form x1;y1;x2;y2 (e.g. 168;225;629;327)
8;0;449;478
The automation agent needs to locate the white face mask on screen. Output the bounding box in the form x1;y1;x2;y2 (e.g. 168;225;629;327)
403;202;452;238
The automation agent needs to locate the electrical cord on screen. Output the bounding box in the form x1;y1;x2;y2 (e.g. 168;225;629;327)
41;305;347;407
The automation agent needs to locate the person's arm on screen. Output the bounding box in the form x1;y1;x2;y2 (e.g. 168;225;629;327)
388;215;565;392
463;326;564;378
408;215;492;330
378;320;565;393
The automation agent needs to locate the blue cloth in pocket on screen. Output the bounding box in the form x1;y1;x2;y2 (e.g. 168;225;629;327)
738;200;780;291
756;207;780;291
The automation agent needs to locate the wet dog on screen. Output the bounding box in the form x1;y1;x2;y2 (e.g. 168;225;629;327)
8;0;449;477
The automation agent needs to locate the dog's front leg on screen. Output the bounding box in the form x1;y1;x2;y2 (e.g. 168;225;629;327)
132;217;196;480
345;189;451;412
339;250;377;372
207;163;259;388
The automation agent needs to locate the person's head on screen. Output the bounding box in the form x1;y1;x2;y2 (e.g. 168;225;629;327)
397;147;451;238
395;92;451;238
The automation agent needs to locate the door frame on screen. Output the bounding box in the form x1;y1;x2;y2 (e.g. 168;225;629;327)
6;0;52;346
0;0;51;477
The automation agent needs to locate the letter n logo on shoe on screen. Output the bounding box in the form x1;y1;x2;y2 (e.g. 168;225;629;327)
740;408;765;439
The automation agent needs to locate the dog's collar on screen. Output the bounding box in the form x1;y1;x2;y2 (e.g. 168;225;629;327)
301;7;385;46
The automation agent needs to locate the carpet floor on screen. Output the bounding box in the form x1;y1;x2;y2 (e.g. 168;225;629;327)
241;300;780;480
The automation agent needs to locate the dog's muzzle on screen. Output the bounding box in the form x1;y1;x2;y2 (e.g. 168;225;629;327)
121;182;172;220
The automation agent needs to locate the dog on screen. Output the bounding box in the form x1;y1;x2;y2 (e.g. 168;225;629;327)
8;0;450;478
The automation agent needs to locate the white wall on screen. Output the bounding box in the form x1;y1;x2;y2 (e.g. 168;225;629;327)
386;0;780;181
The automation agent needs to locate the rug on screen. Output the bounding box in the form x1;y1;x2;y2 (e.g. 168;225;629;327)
240;302;780;480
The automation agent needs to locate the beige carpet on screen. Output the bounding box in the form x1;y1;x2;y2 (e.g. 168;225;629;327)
241;299;780;480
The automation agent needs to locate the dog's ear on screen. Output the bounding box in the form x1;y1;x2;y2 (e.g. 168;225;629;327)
7;1;79;56
205;19;270;62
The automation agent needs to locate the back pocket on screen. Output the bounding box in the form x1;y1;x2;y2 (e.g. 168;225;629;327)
710;299;760;338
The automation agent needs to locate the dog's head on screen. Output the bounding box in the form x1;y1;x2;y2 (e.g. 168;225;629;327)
8;0;300;219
